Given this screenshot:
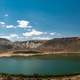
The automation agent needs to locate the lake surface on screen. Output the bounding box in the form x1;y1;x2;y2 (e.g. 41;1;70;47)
0;56;80;75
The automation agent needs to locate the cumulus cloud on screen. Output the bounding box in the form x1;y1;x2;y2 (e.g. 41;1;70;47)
4;14;8;17
27;29;32;31
0;22;5;25
0;19;62;41
10;34;18;38
17;20;30;28
27;26;32;28
22;29;61;40
0;22;15;29
23;29;44;36
6;25;15;28
0;20;32;29
50;32;56;35
32;37;52;40
0;34;19;41
5;20;32;29
0;22;6;27
0;36;11;39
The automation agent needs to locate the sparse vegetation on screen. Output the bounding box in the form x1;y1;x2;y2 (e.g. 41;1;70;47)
13;50;42;54
0;73;80;80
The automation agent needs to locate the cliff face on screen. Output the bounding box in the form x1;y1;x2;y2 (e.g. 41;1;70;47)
0;37;80;52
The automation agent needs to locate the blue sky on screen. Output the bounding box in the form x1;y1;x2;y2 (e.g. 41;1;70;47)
0;0;80;41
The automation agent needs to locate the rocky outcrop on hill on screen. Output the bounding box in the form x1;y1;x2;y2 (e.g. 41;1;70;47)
13;40;46;50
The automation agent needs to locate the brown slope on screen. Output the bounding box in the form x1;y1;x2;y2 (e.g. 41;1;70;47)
37;37;80;52
0;38;13;50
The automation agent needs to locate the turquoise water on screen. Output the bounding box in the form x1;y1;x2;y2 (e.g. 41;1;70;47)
0;56;80;75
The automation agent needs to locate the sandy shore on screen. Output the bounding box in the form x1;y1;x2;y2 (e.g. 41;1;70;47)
0;51;45;57
0;53;37;57
0;51;80;57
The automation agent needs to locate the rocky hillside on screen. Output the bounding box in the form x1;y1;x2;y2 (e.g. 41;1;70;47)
37;37;80;52
0;37;80;53
0;38;46;51
0;38;13;50
13;40;46;50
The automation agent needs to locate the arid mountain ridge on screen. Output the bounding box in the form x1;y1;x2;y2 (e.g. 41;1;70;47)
0;37;80;52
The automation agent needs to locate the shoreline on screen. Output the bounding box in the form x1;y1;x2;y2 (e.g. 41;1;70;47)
0;73;80;80
0;51;80;57
0;51;80;79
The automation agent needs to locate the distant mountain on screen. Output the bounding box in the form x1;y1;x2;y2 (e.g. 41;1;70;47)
0;37;80;53
37;37;80;52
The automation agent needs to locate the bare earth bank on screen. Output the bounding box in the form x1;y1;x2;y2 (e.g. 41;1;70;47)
0;50;80;57
0;74;80;80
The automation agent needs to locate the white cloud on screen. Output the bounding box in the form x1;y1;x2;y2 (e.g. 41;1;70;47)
0;20;32;29
0;22;5;25
4;14;8;17
10;34;18;38
0;34;19;41
50;32;62;37
23;29;44;36
0;21;15;29
27;29;32;31
6;20;32;29
0;19;62;41
32;37;52;40
17;20;30;28
0;36;10;39
44;32;48;34
6;25;14;28
50;32;56;35
27;26;32;28
0;22;6;27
